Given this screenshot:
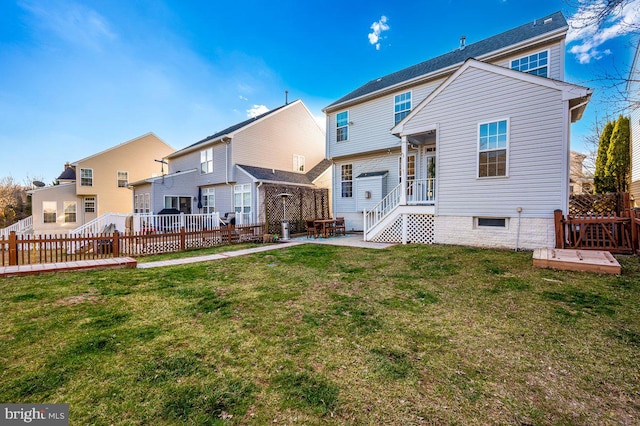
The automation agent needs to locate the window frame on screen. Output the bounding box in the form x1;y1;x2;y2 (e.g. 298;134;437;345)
64;201;77;223
293;154;305;172
202;187;215;213
84;197;96;213
341;164;353;198
476;217;508;228
477;118;509;179
234;184;251;215
510;50;549;77
200;148;213;174
80;168;93;186
398;154;416;183
43;201;57;224
336;111;349;142
394;91;412;125
117;170;129;188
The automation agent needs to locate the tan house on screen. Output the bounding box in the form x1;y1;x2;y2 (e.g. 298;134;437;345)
130;100;329;225
569;151;594;195
29;133;174;235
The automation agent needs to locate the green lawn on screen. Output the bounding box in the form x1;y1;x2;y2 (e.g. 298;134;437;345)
1;244;639;425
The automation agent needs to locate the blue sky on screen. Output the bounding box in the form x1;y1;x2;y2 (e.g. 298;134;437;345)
1;0;638;183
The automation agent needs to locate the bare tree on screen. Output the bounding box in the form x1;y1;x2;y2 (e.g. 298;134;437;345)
566;0;640;32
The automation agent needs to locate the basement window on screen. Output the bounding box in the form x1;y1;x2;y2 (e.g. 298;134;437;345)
476;217;507;228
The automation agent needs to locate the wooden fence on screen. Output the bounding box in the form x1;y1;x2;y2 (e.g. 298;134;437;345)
0;223;265;266
554;209;640;254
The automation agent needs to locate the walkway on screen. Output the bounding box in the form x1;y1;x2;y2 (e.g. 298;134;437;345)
0;234;394;276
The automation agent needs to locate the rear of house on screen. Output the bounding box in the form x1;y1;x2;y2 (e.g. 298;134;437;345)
324;11;591;249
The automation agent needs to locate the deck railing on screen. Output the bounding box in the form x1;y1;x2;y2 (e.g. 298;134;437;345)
132;213;222;234
364;183;402;233
69;213;129;237
554;209;640;254
407;178;436;204
0;216;33;237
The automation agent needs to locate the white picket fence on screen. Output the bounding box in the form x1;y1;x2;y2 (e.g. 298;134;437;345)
132;212;222;233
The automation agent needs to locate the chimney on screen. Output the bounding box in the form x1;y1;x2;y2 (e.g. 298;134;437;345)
459;35;466;50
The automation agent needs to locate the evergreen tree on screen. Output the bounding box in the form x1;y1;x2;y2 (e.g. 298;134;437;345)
594;121;615;193
605;115;631;193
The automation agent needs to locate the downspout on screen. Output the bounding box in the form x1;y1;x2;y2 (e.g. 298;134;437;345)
256;181;263;225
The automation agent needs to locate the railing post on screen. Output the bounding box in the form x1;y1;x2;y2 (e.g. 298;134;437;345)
113;230;120;257
9;231;18;266
180;226;186;251
631;209;639;255
553;209;564;249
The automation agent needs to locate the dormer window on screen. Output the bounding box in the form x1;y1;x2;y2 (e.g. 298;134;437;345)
394;91;411;124
511;51;548;77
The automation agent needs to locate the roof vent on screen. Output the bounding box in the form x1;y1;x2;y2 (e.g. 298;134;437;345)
544;17;553;24
459;35;466;50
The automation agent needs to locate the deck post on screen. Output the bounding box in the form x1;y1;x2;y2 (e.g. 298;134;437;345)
8;231;18;266
631;209;639;254
400;135;408;206
553;209;564;249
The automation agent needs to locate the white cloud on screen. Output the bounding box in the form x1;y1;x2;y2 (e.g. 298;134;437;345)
567;0;640;63
368;15;389;50
18;0;116;50
239;95;248;101
247;104;269;118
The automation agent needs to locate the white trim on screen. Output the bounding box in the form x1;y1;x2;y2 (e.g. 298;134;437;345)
394;90;412;125
200;147;213;174
80;168;93;187
392;59;591;135
477;117;510;179
117;170;129;188
510;49;550;77
336;110;349;142
128;168;198;186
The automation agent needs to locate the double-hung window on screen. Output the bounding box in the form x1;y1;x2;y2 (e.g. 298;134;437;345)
117;171;128;188
200;148;213;174
64;201;77;223
478;119;508;178
511;51;548;77
80;168;93;186
336;111;348;142
293;154;305;172
43;201;56;223
341;164;353;198
394;92;411;124
234;184;251;219
202;188;215;213
84;197;96;213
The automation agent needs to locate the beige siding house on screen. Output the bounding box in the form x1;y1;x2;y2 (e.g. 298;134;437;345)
324;11;591;249
130;100;329;223
630;43;640;207
29;133;174;235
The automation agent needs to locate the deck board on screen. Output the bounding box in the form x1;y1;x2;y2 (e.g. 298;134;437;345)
533;248;621;274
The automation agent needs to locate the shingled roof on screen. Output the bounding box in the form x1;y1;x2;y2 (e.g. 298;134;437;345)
325;11;567;110
237;159;332;186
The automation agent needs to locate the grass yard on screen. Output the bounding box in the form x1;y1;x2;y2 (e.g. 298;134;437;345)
1;243;639;425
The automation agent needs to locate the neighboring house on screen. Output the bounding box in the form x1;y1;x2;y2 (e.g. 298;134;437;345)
29;133;174;235
569;151;594;194
324;11;591;249
129;100;329;225
630;42;640;208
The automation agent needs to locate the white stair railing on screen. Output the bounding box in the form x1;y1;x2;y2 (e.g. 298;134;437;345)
407;178;436;204
364;183;402;234
69;213;130;237
0;215;33;237
133;212;222;233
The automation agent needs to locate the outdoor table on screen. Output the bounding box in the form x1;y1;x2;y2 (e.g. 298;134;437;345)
314;219;336;238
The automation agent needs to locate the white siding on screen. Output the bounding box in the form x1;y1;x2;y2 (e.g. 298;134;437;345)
405;66;566;219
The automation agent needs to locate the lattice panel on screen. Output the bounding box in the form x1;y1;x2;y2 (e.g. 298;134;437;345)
370;214;435;244
569;193;628;216
371;216;402;243
262;185;329;235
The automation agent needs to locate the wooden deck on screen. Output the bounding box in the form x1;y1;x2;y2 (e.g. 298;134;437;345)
533;248;621;275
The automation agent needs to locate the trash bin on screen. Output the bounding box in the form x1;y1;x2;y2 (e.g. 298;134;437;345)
281;221;290;241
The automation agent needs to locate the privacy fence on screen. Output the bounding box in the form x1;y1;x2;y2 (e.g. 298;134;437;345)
1;223;265;267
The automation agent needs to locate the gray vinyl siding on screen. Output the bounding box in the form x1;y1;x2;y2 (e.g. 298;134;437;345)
149;171;197;214
404;66;565;218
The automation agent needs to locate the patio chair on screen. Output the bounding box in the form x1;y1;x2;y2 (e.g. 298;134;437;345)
332;217;346;236
305;218;321;238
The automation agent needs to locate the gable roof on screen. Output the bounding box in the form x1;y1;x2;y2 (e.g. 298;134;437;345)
391;58;592;136
168;100;301;158
325;11;567;111
72;132;173;165
237;159;332;187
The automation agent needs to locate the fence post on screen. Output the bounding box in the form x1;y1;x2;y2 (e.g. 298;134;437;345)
180;226;186;251
553;209;564;249
113;230;120;257
8;231;18;266
631;209;639;255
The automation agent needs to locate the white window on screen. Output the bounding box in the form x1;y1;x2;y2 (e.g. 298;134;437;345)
511;50;548;77
165;196;179;210
134;195;139;213
202;188;215;213
200;148;213;174
80;168;93;186
43;201;56;223
336;111;348;142
478;119;509;178
341;164;353;198
144;193;150;213
84;197;96;213
293;154;305;172
394;91;411;124
398;154;416;183
64;201;77;223
234;184;251;216
117;171;128;188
